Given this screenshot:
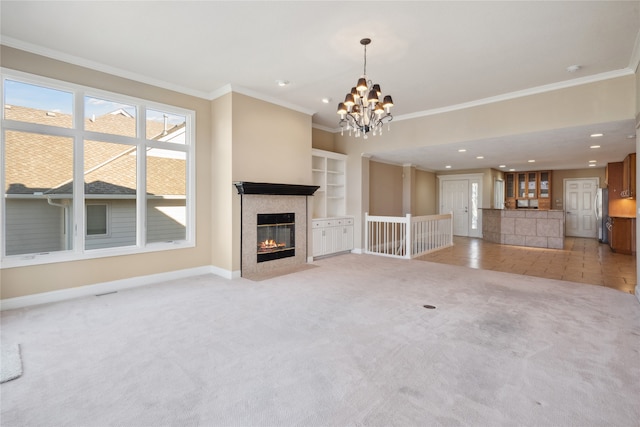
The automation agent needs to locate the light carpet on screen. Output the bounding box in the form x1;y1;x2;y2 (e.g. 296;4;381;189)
0;343;22;384
1;253;639;426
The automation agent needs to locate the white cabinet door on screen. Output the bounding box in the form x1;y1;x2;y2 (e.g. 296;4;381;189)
311;217;354;258
324;226;335;255
312;227;324;257
331;226;342;253
342;225;354;251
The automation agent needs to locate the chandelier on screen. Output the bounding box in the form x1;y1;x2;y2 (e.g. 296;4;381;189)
337;38;394;138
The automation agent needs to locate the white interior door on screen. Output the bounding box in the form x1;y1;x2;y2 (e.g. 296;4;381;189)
442;179;469;236
564;178;598;238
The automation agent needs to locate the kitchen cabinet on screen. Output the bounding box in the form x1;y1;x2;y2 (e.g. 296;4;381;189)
312;217;354;257
607;162;623;200
504;170;551;209
621;153;636;198
608;217;636;255
538;171;551;210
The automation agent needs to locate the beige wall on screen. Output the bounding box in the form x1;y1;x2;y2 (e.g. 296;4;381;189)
312;128;336;152
210;93;234;271
230;93;312;272
414;169;437;215
637;62;640;125
368;161;436;217
369;161;403;216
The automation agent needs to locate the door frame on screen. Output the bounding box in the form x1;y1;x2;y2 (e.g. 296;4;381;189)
437;173;484;238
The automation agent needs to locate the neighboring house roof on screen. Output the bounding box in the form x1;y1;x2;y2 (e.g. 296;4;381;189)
4;105;186;197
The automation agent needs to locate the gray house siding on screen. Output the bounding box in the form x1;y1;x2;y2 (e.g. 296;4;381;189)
147;199;186;243
5;199;66;255
85;200;136;250
5;198;185;255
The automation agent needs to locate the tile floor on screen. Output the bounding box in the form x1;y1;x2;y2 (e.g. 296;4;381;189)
416;236;637;295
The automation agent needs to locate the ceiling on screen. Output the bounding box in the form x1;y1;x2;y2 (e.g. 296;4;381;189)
1;1;639;172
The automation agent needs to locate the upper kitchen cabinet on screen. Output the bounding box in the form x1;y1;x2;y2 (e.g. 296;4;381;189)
607;162;623;199
504;171;551;209
621;153;636;199
608;160;636;217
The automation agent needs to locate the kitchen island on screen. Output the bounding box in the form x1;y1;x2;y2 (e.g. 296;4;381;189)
482;208;564;249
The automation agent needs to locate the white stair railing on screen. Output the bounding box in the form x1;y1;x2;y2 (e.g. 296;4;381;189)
365;212;453;259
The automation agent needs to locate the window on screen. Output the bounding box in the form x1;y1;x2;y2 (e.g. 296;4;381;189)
85;96;136;137
471;182;479;230
1;71;195;267
494;179;504;209
86;204;108;236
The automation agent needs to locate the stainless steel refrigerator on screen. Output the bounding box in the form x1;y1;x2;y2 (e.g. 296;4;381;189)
595;188;609;243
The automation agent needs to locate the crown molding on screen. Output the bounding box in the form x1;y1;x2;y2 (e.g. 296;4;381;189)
393;68;635;124
311;123;336;133
208;84;233;100
2;38;316;117
220;85;316;116
1;37;211;99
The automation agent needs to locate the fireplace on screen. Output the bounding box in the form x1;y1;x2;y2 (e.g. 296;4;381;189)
257;213;295;263
235;182;319;277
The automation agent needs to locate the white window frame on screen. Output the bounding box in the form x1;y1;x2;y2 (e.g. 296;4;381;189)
0;69;196;268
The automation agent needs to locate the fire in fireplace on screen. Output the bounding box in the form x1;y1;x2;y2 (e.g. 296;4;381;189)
257;213;295;263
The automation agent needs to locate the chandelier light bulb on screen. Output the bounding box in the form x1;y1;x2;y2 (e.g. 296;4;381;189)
337;37;394;138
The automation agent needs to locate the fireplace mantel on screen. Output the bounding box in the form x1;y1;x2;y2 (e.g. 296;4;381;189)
234;182;319;196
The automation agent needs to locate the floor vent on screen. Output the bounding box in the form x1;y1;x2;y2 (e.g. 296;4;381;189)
96;291;118;297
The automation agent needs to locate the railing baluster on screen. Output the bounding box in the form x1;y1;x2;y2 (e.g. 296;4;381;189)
364;212;453;259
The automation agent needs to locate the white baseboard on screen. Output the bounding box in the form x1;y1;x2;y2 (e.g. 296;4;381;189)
1;265;235;311
210;265;241;280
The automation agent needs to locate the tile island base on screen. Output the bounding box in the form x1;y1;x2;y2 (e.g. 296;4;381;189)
482;208;564;249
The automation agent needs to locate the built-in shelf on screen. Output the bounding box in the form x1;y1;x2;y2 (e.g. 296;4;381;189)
312;149;347;219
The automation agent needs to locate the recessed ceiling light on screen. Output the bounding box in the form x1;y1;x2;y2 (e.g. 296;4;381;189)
499;165;506;168
476;156;484;159
322;97;331;104
590;145;601;149
566;64;581;73
628;134;636;139
445;165;452;169
458;149;466;152
590;133;603;138
589;160;597;163
528;160;535;163
509;168;515;172
588;164;596;167
276;80;290;87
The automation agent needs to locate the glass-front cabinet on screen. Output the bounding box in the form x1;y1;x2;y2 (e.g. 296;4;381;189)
504;171;552;210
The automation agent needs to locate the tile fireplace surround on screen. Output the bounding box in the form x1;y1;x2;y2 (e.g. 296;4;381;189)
234;182;319;278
